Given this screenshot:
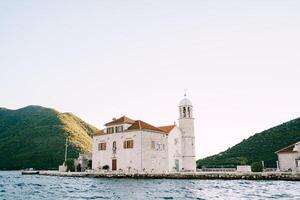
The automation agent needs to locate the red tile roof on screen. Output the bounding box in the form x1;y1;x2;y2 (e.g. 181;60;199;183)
105;116;135;126
158;125;176;134
94;129;104;136
127;120;164;132
96;116;176;136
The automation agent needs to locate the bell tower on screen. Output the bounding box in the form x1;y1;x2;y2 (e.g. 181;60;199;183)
178;93;196;171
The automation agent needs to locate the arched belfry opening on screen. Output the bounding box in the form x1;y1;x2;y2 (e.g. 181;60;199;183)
179;94;193;119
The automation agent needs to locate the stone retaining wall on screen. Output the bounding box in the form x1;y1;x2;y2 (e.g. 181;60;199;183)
22;171;300;181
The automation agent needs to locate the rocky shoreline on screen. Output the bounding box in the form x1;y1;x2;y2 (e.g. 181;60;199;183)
22;171;300;181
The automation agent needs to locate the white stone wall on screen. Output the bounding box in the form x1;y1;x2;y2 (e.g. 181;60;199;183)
167;127;183;172
92;130;169;173
179;118;196;171
179;118;195;137
278;152;299;172
92;130;142;172
140;131;169;173
293;143;300;151
236;165;252;172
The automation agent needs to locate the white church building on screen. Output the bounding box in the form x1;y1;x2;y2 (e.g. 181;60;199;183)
92;95;196;173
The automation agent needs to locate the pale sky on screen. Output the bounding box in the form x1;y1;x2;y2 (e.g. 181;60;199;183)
1;0;300;159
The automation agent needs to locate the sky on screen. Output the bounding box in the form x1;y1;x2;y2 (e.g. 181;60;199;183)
0;0;300;159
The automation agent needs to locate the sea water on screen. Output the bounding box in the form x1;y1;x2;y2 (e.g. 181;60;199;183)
0;171;299;200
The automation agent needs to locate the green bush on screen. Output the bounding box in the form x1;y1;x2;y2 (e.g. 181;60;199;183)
102;165;109;170
251;161;263;172
239;157;248;165
65;159;75;172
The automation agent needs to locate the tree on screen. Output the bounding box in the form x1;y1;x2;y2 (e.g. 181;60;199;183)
239;157;248;165
251;162;263;172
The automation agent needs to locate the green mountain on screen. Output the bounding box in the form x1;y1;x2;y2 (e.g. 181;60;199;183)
0;105;98;170
197;117;300;168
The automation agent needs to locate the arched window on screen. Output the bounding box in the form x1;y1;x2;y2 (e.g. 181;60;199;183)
187;107;191;118
183;107;186;117
113;141;117;151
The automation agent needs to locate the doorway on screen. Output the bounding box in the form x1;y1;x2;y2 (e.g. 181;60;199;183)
175;159;179;172
112;159;117;171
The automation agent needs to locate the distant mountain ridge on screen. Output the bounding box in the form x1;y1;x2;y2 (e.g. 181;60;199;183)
197;117;300;168
0;105;98;170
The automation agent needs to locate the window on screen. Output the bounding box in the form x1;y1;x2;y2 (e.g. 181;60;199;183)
151;141;165;151
151;141;155;149
183;107;186;117
113;141;117;151
157;144;161;150
174;138;178;145
123;140;134;149
187;107;191;118
107;127;114;134
115;126;123;133
98;142;106;151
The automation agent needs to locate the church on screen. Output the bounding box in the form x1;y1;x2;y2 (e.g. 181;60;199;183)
92;95;196;173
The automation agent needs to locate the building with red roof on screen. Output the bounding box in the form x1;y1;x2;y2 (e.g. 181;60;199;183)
92;95;196;173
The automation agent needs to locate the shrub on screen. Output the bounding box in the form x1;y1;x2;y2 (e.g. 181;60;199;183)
65;159;75;172
239;157;248;165
102;165;109;170
251;161;263;172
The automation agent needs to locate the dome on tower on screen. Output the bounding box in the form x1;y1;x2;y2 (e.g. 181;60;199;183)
179;97;193;106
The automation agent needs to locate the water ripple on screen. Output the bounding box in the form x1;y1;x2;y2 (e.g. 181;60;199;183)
0;171;300;200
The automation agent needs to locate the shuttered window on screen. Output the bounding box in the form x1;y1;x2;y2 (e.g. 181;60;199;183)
115;126;123;133
98;142;106;151
124;140;134;149
107;127;114;134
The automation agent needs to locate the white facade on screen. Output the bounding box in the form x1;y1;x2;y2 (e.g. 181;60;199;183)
167;126;183;172
236;165;252;173
178;96;196;171
92;96;197;173
276;141;300;172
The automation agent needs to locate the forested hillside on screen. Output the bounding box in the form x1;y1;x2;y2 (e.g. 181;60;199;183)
0;106;98;170
197;117;300;168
